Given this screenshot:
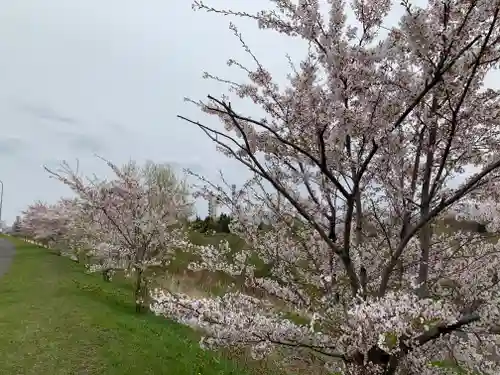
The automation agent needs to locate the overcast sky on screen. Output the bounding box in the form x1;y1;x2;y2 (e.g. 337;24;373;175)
0;0;282;223
0;1;497;224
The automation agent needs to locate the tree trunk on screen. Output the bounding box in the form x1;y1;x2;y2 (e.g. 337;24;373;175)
417;101;438;298
351;348;400;375
102;269;111;282
134;269;144;313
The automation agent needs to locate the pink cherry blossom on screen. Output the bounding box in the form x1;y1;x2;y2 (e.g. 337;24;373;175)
153;1;500;374
41;158;194;312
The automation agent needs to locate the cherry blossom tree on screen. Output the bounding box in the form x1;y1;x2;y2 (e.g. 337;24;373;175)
20;201;58;244
151;1;500;374
45;158;193;312
20;199;85;257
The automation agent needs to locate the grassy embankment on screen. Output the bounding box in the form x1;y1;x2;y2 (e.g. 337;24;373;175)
0;236;258;375
1;218;489;375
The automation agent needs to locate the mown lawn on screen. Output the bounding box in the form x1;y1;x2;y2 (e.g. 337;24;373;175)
0;236;250;375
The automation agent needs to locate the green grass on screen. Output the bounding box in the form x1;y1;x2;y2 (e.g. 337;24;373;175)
3;220;486;375
0;236;251;375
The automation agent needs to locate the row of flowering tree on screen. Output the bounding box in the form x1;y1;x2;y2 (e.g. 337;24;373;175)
18;0;500;373
20;159;194;312
146;0;500;375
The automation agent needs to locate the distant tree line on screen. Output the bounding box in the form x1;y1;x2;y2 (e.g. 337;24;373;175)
189;213;275;234
189;213;232;233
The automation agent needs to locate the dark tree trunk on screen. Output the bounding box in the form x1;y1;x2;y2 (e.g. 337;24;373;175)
102;269;112;282
134;269;144;313
350;346;400;375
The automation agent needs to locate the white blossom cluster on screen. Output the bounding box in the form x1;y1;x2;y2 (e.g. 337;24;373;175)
157;0;500;373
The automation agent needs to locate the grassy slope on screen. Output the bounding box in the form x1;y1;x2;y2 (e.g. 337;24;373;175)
0;237;249;375
1;219;485;375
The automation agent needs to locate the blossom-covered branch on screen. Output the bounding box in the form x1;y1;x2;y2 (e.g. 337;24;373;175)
158;1;500;374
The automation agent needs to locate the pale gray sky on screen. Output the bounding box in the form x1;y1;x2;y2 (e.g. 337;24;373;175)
0;0;281;223
0;1;497;223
